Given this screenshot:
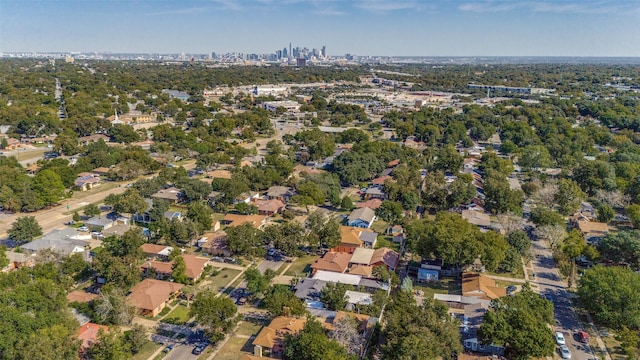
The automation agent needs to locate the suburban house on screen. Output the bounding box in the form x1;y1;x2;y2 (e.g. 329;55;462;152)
294;278;328;300
252;199;286;216
573;218;609;240
371;175;393;187
461;273;506;300
74;174;101;191
336;226;377;253
363;187;386;200
77;323;110;354
346;207;376;229
92;167;111;176
252;316;307;358
311;270;389;293
349;247;400;271
20;237;88;257
198;231;230;257
78;134;110;145
84;215;116;232
222;214;267;228
461;210;491;228
355;198;383;210
266;186;295;202
311;252;352;274
140;243;174;259
126;279;184;317
206;169;233;180
67;290;98;304
2;250;35;272
151;187;183;204
142;254;209;282
234;191;261;204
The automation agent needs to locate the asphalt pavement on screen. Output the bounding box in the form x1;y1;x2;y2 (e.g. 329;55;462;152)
531;240;597;360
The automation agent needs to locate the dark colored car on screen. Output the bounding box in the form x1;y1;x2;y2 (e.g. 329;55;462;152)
506;285;517;294
163;344;174;353
192;344;206;355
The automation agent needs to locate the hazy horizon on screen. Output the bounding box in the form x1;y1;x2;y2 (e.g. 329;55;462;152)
1;0;639;57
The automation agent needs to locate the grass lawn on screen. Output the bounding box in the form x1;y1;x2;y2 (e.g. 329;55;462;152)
161;304;191;325
601;334;627;360
206;268;242;292
235;320;266;337
370;220;388;234
284;255;318;277
131;341;162;360
213;336;254;360
414;278;462;298
374;235;400;252
487;268;524;279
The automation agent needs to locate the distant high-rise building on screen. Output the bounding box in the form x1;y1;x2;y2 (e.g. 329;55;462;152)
296;58;306;67
283;47;288;60
211;52;217;59
289;43;292;60
322;45;327;58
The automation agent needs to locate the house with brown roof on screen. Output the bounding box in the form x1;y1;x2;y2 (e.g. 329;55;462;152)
336;226;375;253
372;175;393;186
355;198;383;210
92;167;111;176
78;134;110;145
127;279;184;317
77;322;109;352
67;290;99;304
461;273;506;300
574;219;609;240
252;316;306;358
223;214;267;228
206;169;232;180
198;231;230;257
252;199;286;216
311;252;352;274
461;210;491;228
349;247;400;271
141;254;209;282
151;187;183;204
140;243;174;259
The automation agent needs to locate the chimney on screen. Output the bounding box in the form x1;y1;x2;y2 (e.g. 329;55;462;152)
254;345;263;357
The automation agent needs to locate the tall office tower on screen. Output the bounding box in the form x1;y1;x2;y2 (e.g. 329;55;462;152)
283;47;288;59
211;52;217;59
277;50;282;59
289;43;292;60
322;45;326;58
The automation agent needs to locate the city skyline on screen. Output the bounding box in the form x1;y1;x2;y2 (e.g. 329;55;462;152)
1;0;640;57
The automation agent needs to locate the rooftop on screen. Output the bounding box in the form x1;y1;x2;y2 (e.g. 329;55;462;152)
127;279;184;311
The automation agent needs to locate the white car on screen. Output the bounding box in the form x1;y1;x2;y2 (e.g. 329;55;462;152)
555;331;566;345
559;344;571;359
78;226;89;232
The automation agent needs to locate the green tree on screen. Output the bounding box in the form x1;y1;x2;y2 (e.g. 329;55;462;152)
8;216;43;243
484;171;523;214
244;266;275;297
84;203;101;217
123;324;148;355
105;188;147;215
375;200;403;225
16;324;81;360
530;208;565;227
554;179;585;215
597;204;616;223
478;286;555;360
561;230;587;287
432;144;464;173
190;291;238;342
171;253;189;284
306;210;341;249
340;196;355;211
86;329;127;360
615;326;639;359
32;169;65;208
577;266;640;329
596;231;640;271
0;246;8;269
518;145;552;171
626;204;640;229
284;316;353;360
225;222;265;257
506;230;531;256
186;201;213;233
382;290;461;360
320;282;350;311
263;285;307;317
72;211;81;222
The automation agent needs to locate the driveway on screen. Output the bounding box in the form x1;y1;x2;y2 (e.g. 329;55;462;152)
530;240;597;360
257;259;283;274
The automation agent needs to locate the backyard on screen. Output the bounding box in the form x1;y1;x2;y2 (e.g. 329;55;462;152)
203;268;242;292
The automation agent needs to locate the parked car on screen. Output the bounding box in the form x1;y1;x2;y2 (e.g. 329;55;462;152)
555;332;566;345
163;344;174;353
559;344;571;359
577;331;590;343
506;285;517;295
192;343;207;355
78;226;89;232
65;221;75;225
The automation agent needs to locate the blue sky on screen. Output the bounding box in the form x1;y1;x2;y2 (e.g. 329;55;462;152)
1;0;639;56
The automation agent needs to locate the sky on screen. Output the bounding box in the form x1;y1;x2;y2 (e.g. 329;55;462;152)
1;0;639;57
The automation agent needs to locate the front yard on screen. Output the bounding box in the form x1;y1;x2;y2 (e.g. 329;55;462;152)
203;268;243;292
161;304;191;325
284;255;318;277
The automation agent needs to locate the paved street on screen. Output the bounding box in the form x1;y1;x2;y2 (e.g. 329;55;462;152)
530;240;599;360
